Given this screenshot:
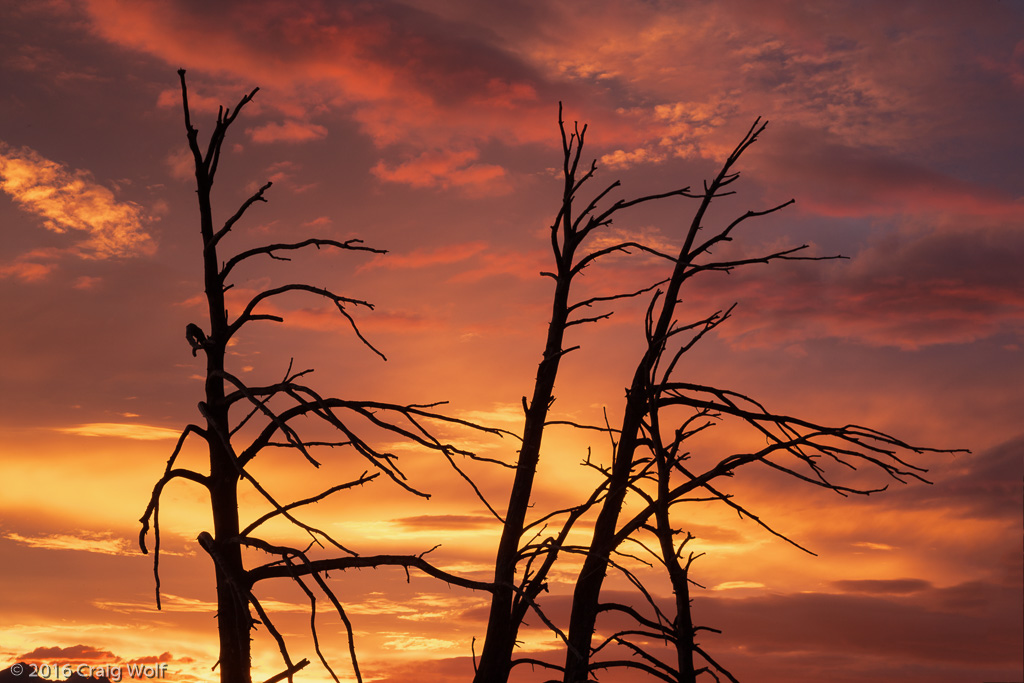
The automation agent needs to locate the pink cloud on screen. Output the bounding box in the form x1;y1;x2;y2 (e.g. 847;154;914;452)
155;85;235;115
66;0;1024;194
79;0;560;147
358;238;544;282
448;248;545;283
73;275;102;289
81;0;1017;205
701;582;1022;667
753;125;1024;219
371;149;509;193
284;306;437;335
362;241;489;270
0;260;56;282
246;120;327;143
663;219;1024;350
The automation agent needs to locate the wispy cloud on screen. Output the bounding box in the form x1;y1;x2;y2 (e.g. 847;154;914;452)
712;581;767;591
832;578;932;594
362;241;489;270
4;530;134;556
392;514;498;531
379;632;462;654
95;594;303;614
56;422;182;440
0;143;156;261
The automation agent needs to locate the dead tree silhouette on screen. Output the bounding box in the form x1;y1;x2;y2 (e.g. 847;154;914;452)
138;70;502;683
470;110;962;683
137;71;961;683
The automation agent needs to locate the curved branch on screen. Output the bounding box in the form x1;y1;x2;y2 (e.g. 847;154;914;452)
221;238;386;281
246;545;494;592
588;659;677;683
138;423;210;610
228;284;377;347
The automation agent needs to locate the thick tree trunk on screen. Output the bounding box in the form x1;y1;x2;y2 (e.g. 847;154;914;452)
197;153;252;683
209;476;251;683
561;412;643;682
207;391;249;683
474;277;572;683
659;491;696;682
672;568;696;683
562;269;683;681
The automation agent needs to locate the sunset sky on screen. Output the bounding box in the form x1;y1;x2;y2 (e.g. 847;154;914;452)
1;1;1022;682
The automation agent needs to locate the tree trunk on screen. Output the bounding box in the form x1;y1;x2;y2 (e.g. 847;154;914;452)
562;371;648;682
197;154;252;683
474;277;572;683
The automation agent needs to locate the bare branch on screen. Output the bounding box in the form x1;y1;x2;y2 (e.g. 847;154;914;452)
240;472;379;537
248;593;298;681
259;659;310;683
212;182;272;249
686;198;795;264
221;238;386;281
246;542;494;592
566;278;669;326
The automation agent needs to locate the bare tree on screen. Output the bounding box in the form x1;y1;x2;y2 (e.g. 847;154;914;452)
554;118;962;683
472;110;960;683
138;70;500;683
139;72;959;683
473;105;693;683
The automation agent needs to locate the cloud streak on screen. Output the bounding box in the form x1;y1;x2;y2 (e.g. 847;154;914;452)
3;531;134;556
56;423;182;440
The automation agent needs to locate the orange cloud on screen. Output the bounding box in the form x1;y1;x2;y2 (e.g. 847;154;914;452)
56;422;182;440
392;514;496;531
0;143;156;260
372;149;508;194
0;260;56;282
3;531;134;556
18;644;119;663
599;146;667;170
95;594;303;615
711;581;767;591
10;645;198;683
247;120;327;143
